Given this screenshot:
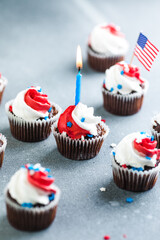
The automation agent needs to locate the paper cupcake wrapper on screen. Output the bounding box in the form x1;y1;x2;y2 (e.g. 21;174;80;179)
102;85;148;116
5;185;61;231
87;46;124;72
112;157;160;192
0;77;8;104
52;122;109;160
151;128;160;149
0;134;7;167
5;100;62;142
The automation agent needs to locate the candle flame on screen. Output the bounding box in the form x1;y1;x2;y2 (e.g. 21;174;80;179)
76;45;83;70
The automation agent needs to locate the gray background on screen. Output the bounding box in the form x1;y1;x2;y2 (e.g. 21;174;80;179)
0;0;160;239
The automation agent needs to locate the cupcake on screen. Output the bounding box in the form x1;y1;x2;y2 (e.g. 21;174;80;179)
52;102;109;160
88;23;129;72
102;61;148;115
0;73;8;104
5;86;62;142
0;133;7;167
112;132;160;192
5;163;61;231
151;114;160;148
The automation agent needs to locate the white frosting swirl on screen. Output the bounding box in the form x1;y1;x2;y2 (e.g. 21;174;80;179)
8;164;57;205
72;102;101;136
0;75;8;92
104;61;146;94
89;24;129;56
12;87;49;121
114;132;157;169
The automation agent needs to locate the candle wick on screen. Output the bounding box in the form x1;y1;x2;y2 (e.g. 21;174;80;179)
78;67;81;73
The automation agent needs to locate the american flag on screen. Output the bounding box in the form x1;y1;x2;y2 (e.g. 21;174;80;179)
134;32;159;71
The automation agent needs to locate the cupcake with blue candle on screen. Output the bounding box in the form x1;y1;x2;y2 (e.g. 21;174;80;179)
112;132;160;192
53;46;109;160
102;61;148;115
5;163;61;231
5;86;61;142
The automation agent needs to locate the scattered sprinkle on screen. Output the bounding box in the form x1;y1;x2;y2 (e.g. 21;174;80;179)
140;131;146;134
100;187;106;192
44;116;49;120
110;143;116;148
112;151;116;156
87;134;93;138
101;119;106;123
126;197;133;203
151;136;154;141
117;84;122;90
81;117;85;122
21;202;33;208
121;70;124;75
145;156;151;160
131;167;143;172
67;121;72;127
104;235;110;240
110;87;114;92
48;107;52;113
123;234;127;238
49;193;55;201
38;88;42;92
122;164;127;168
9;105;13;112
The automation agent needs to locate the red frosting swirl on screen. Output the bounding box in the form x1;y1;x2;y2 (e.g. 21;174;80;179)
117;62;144;84
57;105;90;139
27;168;56;194
24;88;51;113
101;24;124;37
133;137;160;159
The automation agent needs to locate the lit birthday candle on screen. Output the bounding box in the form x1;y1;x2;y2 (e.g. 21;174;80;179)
75;45;83;105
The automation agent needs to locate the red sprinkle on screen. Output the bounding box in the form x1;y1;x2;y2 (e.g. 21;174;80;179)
0;73;1;78
101;119;106;123
122;164;127;168
104;236;110;240
123;234;127;238
9;105;12;112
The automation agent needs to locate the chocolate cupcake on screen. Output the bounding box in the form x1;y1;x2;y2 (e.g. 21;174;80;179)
5;86;62;142
88;23;129;72
5;163;61;231
0;73;8;104
112;132;160;192
102;61;149;115
151;114;160;148
0;133;7;167
52;102;109;160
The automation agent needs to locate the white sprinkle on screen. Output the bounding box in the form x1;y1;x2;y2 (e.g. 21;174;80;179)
100;187;106;192
108;201;120;207
110;143;116;148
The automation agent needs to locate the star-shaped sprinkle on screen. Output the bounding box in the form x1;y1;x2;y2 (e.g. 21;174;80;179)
100;187;106;192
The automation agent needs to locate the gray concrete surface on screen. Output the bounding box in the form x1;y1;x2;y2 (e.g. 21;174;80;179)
0;0;160;239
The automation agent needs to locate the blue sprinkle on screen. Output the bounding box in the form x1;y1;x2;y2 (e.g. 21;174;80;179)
140;131;146;134
87;134;93;138
21;165;25;168
110;87;114;92
45;168;50;172
151;136;154;141
112;151;116;156
132;167;143;172
121;70;124;75
146;156;151;160
44;116;49;120
48;107;52;113
21;203;33;208
49;194;55;201
126;197;133;203
28;165;34;170
103;79;105;85
81;117;85;122
33;168;40;172
37;88;42;92
117;84;122;90
48;175;53;178
67;121;72;127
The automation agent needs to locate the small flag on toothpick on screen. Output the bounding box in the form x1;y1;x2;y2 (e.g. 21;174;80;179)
133;32;159;71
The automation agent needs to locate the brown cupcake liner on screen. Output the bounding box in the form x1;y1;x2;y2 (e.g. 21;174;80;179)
52;122;109;160
0;134;7;168
87;46;124;72
5;186;61;231
151;128;160;149
112;157;160;192
5;100;62;142
102;88;145;116
0;88;5;104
